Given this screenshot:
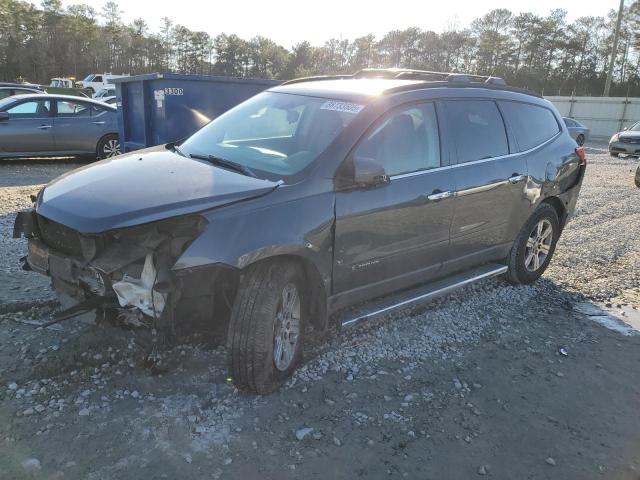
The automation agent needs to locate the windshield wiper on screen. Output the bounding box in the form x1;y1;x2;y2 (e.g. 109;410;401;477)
171;144;187;157
189;153;256;178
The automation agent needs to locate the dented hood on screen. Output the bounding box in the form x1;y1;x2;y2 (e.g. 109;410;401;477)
37;147;279;233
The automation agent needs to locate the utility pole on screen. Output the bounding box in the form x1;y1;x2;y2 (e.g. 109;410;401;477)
604;0;625;96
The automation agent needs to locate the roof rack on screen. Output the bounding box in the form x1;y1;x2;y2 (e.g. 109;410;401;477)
279;68;542;97
281;74;354;85
353;68;506;85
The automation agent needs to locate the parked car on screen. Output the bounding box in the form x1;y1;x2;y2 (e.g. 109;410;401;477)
0;86;45;100
13;69;585;394
76;73;128;94
93;86;116;99
0;94;120;159
0;81;41;89
99;96;117;105
563;117;589;145
610;121;640;158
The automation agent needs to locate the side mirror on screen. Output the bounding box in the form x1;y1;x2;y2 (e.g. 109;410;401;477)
0;112;8;122
353;156;389;188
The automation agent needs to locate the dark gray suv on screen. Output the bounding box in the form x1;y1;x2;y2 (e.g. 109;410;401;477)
14;69;586;393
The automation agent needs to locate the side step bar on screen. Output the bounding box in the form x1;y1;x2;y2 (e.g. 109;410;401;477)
338;263;508;328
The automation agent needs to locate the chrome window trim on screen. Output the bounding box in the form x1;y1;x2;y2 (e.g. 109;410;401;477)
390;131;562;180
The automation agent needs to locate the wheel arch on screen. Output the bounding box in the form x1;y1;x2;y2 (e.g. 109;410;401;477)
540;195;567;230
241;253;329;332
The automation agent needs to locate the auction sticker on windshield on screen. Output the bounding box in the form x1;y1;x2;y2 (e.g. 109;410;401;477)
320;100;364;114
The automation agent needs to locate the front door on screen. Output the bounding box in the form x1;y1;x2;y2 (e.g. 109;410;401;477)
0;99;55;155
333;102;455;301
440;99;528;270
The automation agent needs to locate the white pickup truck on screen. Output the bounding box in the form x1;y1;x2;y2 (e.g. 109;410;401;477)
75;73;129;94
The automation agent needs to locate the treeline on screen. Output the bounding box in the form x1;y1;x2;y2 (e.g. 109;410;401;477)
1;0;640;96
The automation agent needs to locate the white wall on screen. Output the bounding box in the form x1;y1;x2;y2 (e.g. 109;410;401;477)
545;96;640;140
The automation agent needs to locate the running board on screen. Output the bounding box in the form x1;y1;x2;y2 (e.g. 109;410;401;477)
338;263;508;328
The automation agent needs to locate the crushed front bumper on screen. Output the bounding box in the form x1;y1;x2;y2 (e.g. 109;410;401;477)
14;208;207;327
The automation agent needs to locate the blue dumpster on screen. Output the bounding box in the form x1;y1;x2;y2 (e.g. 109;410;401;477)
112;73;280;152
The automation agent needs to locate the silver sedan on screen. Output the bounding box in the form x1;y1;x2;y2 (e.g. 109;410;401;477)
0;94;120;159
562;117;589;146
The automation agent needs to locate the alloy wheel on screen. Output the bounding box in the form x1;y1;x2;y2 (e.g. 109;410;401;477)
103;139;121;157
524;219;553;272
273;283;301;371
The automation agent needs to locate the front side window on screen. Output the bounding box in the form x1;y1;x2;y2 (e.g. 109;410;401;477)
499;101;560;151
6;100;52;117
180;92;361;179
57;100;91;117
354;103;440;176
443;100;508;163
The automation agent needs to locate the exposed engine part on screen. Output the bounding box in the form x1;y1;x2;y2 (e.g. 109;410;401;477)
112;254;166;317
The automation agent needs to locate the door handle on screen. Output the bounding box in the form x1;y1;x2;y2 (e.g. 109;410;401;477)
37;125;52;130
427;190;455;201
92;121;106;125
508;174;526;184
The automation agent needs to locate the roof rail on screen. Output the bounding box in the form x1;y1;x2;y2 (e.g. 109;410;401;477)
354;68;507;85
281;74;353;85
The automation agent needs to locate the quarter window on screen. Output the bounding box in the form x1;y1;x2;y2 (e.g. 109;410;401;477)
6;100;52;117
443;100;508;163
355;103;440;176
499;101;560;151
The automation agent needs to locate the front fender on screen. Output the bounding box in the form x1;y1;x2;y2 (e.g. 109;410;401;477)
172;192;336;291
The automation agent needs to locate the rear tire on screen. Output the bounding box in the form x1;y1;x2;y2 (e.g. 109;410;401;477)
227;260;306;394
634;165;640;188
506;203;560;285
96;134;121;159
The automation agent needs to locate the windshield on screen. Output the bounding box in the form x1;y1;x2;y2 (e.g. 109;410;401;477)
629;121;640;132
179;92;362;179
82;74;95;82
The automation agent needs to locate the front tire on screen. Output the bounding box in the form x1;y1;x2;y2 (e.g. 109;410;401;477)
576;134;585;146
610;151;619;157
96;134;121;159
227;260;306;394
506;203;560;285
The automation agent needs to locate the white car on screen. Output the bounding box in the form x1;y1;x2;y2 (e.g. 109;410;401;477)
76;73;128;94
93;86;116;99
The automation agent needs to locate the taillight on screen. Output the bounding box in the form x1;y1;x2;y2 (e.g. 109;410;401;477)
575;146;586;166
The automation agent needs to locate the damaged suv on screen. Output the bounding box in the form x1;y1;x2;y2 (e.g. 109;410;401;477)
14;69;586;394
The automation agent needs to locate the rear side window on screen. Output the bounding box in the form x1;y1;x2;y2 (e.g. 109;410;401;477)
442;100;508;163
499;101;560;151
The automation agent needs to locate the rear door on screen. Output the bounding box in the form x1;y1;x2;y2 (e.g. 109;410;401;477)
441;99;528;271
333;102;455;297
53;99;106;153
0;98;55;154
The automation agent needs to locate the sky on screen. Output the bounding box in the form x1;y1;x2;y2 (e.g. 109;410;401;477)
44;0;616;47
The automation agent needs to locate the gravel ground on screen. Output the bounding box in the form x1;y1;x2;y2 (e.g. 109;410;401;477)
1;148;640;480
